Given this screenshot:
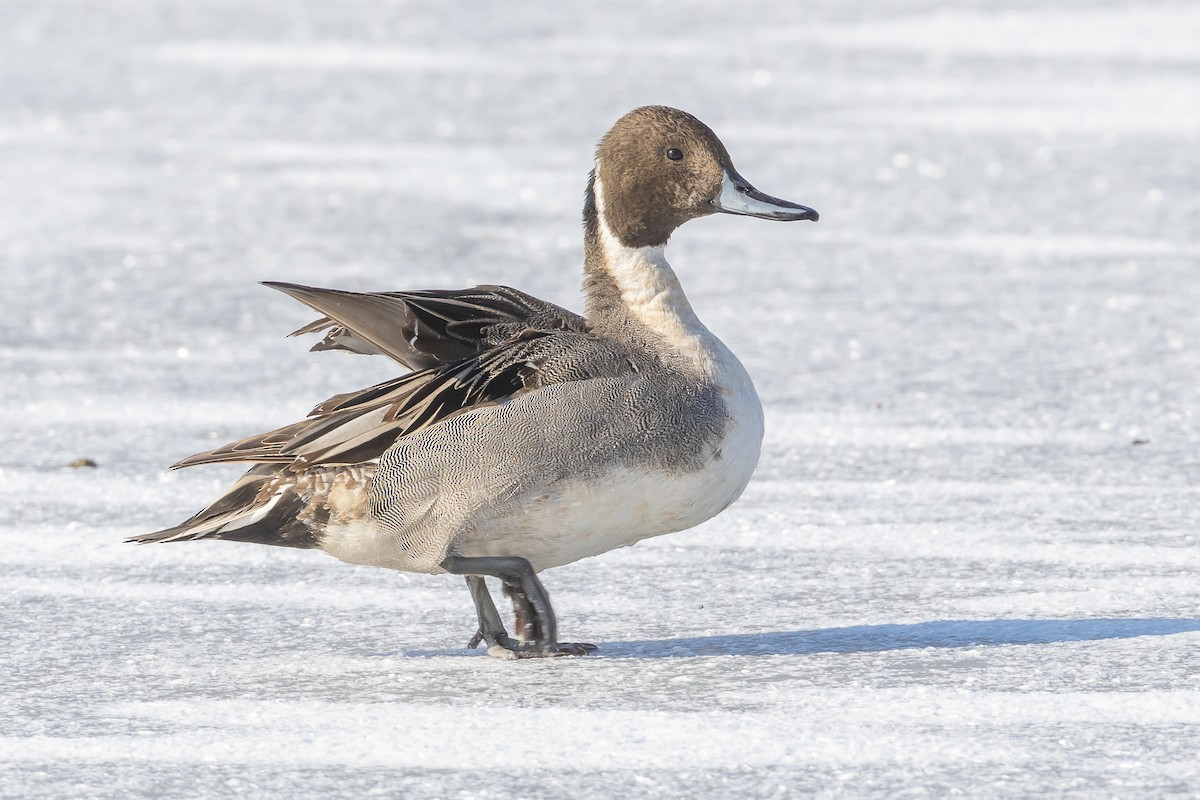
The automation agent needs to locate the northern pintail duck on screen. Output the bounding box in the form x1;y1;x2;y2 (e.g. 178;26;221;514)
131;106;818;658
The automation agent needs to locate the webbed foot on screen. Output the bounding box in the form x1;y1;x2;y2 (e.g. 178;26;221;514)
446;555;594;658
485;640;598;659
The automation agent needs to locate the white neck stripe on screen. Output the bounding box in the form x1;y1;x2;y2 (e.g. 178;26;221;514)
592;174;713;370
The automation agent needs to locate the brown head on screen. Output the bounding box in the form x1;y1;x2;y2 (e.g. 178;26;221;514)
589;106;817;249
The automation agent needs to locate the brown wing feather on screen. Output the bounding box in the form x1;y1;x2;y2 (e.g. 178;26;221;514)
171;332;564;471
266;282;588;369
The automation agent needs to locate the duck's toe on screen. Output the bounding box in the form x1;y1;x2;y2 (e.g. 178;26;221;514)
485;644;520;660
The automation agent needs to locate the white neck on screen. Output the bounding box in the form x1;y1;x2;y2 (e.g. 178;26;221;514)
593;176;716;372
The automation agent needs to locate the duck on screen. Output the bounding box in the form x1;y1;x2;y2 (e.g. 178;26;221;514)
130;106;818;658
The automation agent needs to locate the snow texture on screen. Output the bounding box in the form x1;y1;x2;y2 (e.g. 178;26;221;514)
3;1;1200;797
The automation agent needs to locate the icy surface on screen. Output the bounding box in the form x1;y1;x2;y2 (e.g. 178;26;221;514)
3;1;1200;797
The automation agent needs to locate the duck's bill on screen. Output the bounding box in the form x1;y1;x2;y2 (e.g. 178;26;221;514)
711;171;819;221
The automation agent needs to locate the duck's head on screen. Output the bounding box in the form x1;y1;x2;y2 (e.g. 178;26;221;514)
590;105;818;249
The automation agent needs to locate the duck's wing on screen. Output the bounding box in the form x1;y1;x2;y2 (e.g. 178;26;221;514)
267;282;590;371
172;329;632;471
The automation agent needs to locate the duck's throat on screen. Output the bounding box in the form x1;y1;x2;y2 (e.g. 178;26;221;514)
583;174;713;368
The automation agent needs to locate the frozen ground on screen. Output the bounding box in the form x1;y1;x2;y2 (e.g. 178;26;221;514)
3;1;1200;797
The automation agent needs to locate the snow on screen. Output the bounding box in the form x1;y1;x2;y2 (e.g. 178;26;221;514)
2;0;1199;797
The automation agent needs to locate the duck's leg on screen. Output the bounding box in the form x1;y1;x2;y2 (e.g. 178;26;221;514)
502;582;594;654
502;581;537;643
464;575;519;653
442;554;596;658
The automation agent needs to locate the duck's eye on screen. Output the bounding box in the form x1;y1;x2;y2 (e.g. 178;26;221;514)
666;147;683;161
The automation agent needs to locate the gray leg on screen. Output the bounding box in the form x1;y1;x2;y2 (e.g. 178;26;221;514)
503;581;538;643
442;555;596;658
464;575;518;651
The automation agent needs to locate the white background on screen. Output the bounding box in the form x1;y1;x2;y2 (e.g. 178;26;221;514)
2;1;1199;796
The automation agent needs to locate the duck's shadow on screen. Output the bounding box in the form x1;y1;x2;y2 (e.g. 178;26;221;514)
596;617;1200;659
397;617;1200;659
